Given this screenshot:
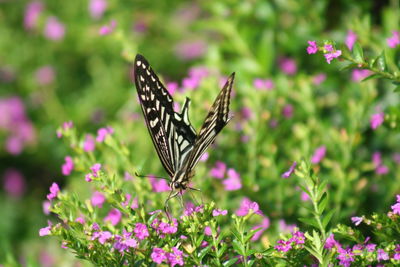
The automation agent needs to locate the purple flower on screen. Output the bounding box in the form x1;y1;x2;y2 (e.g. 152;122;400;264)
151;248;167;264
158;218;178;234
311;146;326;164
131;197;139;209
324;50;342;64
345;31;357;50
365;243;376;252
91;191;105;208
133;223;149;240
236;197;262;216
89;0;107;19
3;168;26;198
275;240;292;252
96;126;114;142
90;163;101;177
393;244;400;260
387;31;400;48
375;165;389;175
307;41;318;54
175;40;207;60
83;134;96;152
104;208;121;226
300;191;310;202
312;73;326;85
251;217;270;241
92;231;112;244
290;230;305;245
35;66;55;85
148;176;170;192
24;1;44;30
42;200;51;215
46;182;60;200
337;247;355;267
61;156;74;176
113;230;138;253
370;112;384;130
182;76;200;91
166;82;179;95
351;216;363;226
279;58;297;75
75;216;85;224
253;78;274;91
222;168;242;191
241;106;253;120
167;247;185;266
324;234;339;249
39;225;52;236
44;16;65;41
282;104;294;118
351;69;371;82
377;249;389;261
209;161;226;179
281;161;297;178
99;20;117;35
204;226;212;236
57;121;73;138
212;209;228;217
392;202;400;215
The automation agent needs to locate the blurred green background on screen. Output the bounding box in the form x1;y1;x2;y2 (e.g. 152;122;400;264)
1;0;399;265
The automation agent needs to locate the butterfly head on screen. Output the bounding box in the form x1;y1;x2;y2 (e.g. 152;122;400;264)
170;169;195;191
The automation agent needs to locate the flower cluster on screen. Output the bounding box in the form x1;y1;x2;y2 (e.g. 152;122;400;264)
307;41;342;64
274;230;305;252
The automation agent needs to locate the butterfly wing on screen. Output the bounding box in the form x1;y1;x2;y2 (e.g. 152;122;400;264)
134;54;197;177
182;73;235;173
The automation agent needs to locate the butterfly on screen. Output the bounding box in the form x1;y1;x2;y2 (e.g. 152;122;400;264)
134;54;235;205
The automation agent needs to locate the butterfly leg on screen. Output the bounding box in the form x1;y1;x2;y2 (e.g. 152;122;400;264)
164;189;179;221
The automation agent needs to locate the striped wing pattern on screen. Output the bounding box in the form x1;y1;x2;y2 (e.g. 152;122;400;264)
134;54;196;177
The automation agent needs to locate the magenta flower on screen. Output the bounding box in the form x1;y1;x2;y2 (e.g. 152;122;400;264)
387;31;400;48
44;16;65;41
182;76;200;91
324;234;339;249
377;249;389;261
175;40;207;60
61;156;74;176
42;200;51;215
151;248;167;264
148;176;170;192
131;197;139;209
253;78;274;91
204;226;212;236
290;231;305;245
241;106;253;120
96;126;114;142
393;244;400;260
312;73;326;85
392;202;400;215
47;182;60;200
189;66;209;80
90;163;101;177
200;152;209;162
89;0;107;19
75;216;85;224
85;173;93;182
158;218;178;234
39;225;52;236
281;161;297;178
365;243;376;252
282;104;294;118
99;20;117;35
351;216;363;226
133;223;149;240
307;41;318;54
236;197;262;216
351;69;371;82
324;50;342;64
279;58;297;75
35;66;55;85
345;31;357;50
209;161;226;179
166;81;179;95
370;112;384;130
91;191;105;208
311;146;326;164
24;1;44;30
104;208;121;226
167;247;185;267
212;209;228;217
337;247;355;267
375;165;389;175
57;121;73;138
83;134;95;152
222;168;242;191
300;191;310;202
275;240;292;252
92;231;112;244
251;217;270;241
3;168;26;198
114;230;138;253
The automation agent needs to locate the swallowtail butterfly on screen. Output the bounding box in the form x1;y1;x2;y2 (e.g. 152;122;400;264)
134;54;235;204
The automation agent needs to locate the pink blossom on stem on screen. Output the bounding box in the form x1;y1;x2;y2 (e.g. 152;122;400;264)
324;50;342;64
387;31;400;48
96;126;114;142
46;182;60;200
236;197;262;216
279;58;297;75
24;1;44;30
83;134;95;152
175;40;207;60
91;191;105;208
148;176;170;192
281;161;297;178
222;168;242;191
89;0;107;19
312;73;326;85
61;156;74;176
209;161;226;179
306;41;318;54
104;208;121;226
345;31;357;50
370;112;384;130
351;69;371;82
44;16;65;41
311;146;326;164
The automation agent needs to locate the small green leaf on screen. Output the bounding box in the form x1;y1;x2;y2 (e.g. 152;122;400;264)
352;43;364;63
339;63;359;71
362;73;381;82
223;258;239;267
322;209;336;228
339;44;351;58
317;193;328;213
232;239;245;255
372;51;387;72
299;217;320;229
198;245;212;260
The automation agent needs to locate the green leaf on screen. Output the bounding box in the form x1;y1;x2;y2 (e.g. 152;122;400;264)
299;217;320;229
223;258;239;267
317;193;328;214
312;230;322;249
352;43;364;63
304;246;323;263
339;44;351;58
372;51;387;72
362;73;381;82
322;209;336;228
339;63;359;71
232;239;245;255
198;245;212;260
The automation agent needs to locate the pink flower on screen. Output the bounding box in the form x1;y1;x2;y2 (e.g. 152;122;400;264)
275;240;292;252
42;200;51;215
279;58;297;75
61;156;74;176
90;163;101;177
375;165;389;175
91;191;105;208
393;203;400;215
306;41;318;54
301;192;310;202
104;208;121;226
166;82;179;95
151;248;167;264
99;20;117;35
251;217;270;241
212;209;228;217
89;0;107;19
131;197;138;209
57;121;73;138
35;66;55;85
209;161;226;179
370;112;384;129
44;16;65;41
92;231;112;244
345;31;357;50
39;225;52;236
311;146;326;164
133;223;149;240
24;1;44;30
324;50;342;64
281;161;297;178
312;73;326;85
182;76;200;91
222;168;242;191
351;216;363;226
204;226;212;236
253;78;274;91
46;182;60;200
83;134;96;152
96;126;114;142
377;249;389;261
324;234;339;249
175;40;207;60
387;31;400;48
167;247;185;266
3;168;26;198
148;176;170;192
351;69;371;82
236;197;262;216
75;216;85;224
200;152;209;162
282;104;294;118
113;230;138;253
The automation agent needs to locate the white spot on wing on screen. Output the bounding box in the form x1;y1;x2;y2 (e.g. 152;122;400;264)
174;114;182;121
136;61;142;66
150;118;159;128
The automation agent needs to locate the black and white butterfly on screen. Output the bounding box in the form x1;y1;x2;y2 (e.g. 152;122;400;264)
134;54;235;204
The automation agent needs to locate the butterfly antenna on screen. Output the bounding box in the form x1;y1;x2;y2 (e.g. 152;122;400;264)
135;172;169;180
164;189;179;221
